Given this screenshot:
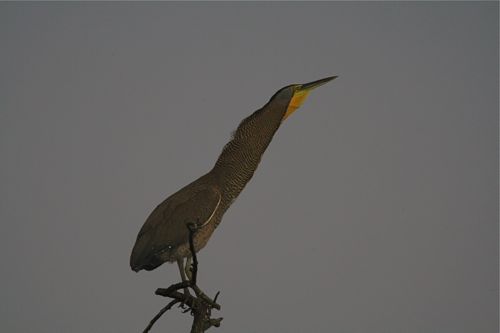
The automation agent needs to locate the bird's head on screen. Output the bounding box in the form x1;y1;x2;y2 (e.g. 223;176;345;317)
270;76;338;121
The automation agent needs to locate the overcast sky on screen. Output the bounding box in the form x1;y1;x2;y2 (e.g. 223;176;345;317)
1;2;498;333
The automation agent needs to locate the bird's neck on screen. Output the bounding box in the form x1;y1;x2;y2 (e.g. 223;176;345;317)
211;101;287;202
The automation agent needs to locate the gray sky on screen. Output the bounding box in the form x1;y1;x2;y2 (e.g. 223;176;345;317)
1;2;498;333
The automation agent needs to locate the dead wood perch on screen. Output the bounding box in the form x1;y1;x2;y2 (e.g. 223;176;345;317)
142;224;222;333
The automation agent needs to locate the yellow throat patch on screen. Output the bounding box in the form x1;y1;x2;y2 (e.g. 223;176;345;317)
283;89;311;120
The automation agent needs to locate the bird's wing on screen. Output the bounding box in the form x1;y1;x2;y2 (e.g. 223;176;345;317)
134;185;221;258
162;186;222;233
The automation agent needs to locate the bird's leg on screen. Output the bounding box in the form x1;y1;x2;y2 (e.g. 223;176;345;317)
185;256;193;281
176;258;191;299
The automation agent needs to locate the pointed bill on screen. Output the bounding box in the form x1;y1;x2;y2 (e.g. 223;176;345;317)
283;76;337;120
299;76;338;92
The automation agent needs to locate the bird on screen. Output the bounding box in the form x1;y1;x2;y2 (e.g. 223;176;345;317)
130;76;337;283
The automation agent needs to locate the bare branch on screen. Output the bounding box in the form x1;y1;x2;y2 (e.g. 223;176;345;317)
142;223;222;333
142;299;179;333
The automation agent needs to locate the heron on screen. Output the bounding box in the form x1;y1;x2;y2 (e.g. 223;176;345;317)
130;76;337;285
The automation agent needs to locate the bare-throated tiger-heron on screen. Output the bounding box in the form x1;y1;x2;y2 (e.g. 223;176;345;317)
130;76;337;282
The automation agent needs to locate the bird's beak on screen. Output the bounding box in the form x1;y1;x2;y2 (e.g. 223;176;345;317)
283;76;338;120
300;76;338;91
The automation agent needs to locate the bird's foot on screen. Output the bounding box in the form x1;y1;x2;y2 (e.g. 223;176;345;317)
191;286;221;310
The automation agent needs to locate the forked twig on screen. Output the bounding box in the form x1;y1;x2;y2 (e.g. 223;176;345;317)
142;224;222;333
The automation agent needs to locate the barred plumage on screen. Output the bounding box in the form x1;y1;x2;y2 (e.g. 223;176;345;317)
130;76;336;274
